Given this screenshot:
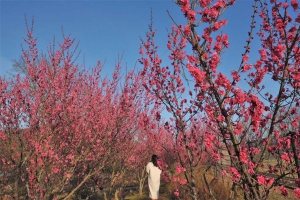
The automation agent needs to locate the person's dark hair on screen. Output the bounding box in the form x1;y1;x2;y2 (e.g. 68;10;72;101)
151;154;159;167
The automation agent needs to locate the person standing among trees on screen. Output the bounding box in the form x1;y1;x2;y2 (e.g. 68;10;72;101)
146;154;162;200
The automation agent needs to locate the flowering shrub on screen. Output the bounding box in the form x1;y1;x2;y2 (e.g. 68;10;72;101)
139;0;300;199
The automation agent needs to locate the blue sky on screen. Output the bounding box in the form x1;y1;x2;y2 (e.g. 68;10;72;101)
1;0;257;79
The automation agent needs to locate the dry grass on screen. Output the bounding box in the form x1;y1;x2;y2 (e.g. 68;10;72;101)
124;192;169;200
125;163;298;200
126;165;231;200
177;165;230;200
267;188;296;200
125;184;297;200
124;193;151;200
124;183;169;200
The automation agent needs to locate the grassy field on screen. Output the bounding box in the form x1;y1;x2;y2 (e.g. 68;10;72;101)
124;183;170;200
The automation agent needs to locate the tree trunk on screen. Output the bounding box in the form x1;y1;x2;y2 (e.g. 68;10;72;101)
63;173;91;200
139;177;146;196
114;188;120;200
139;183;143;196
14;173;19;200
103;192;108;200
290;132;300;179
190;171;197;200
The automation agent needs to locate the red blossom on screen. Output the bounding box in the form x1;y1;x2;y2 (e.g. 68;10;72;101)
231;70;240;81
212;20;228;31
199;0;210;8
291;0;299;11
184;25;191;36
292;119;299;128
280;186;289;196
281;152;291;163
234;122;244;135
187;64;206;83
295;188;300;199
239;151;248;164
139;46;144;56
174;188;179;196
296;14;300;23
257;175;266;185
228;167;241;182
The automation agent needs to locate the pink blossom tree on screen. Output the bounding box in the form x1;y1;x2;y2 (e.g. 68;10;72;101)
139;0;300;199
128;111;166;197
139;18;218;199
0;19;155;199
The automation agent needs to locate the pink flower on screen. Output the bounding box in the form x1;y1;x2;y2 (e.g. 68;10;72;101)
294;188;300;199
233;88;245;105
210;52;220;72
215;73;231;89
186;10;196;22
221;170;227;176
292;120;299;128
174;188;179;196
212;20;227;31
52;166;60;173
280;186;289;196
291;0;298;11
0;131;6;141
247;162;256;174
214;42;222;53
187;64;206;84
180;179;187;185
266;178;274;186
199;0;210;8
157;159;162;167
139;46;144;56
178;0;188;6
212;153;220;162
257;175;266;185
66;173;72;178
221;34;229;47
281;152;290;163
184;25;191;36
204;137;213;150
242;54;249;63
173;177;179;182
188;141;196;148
242;64;252;72
228;167;241;182
296;14;300;23
175;163;185;174
212;22;222;31
202;28;212;42
239;152;248;164
208;8;219;19
217;115;225;122
234;122;244;135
